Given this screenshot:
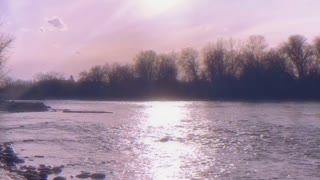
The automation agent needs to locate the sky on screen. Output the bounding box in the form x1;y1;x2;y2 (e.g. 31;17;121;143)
1;0;320;80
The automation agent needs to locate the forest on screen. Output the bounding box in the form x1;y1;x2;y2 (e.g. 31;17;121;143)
1;34;320;100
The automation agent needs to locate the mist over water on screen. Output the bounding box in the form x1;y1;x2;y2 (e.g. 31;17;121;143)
1;101;320;179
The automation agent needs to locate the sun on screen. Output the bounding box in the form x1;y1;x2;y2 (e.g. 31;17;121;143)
140;0;182;17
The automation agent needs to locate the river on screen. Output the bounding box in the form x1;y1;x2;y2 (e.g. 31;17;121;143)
1;101;320;179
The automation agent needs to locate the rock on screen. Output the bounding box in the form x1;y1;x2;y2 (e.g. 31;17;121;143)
159;136;171;142
4;147;14;153
0;101;50;112
39;172;48;179
52;166;63;174
91;173;106;179
26;166;37;171
3;142;13;146
23;171;41;180
34;155;45;158
20;165;28;170
53;177;66;180
16;170;25;176
38;167;53;175
3;154;18;167
23;139;35;143
76;172;91;179
15;158;25;164
9;169;18;173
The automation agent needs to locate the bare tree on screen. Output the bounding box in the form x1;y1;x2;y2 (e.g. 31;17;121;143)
179;48;200;82
79;65;109;83
0;76;12;89
109;63;134;84
202;40;226;82
263;49;292;76
314;37;320;57
0;31;13;79
314;37;320;67
157;52;178;82
34;72;65;82
134;50;159;82
281;35;314;79
224;38;244;78
243;35;268;64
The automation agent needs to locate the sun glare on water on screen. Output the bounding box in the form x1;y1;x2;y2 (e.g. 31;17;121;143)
145;101;184;127
140;101;198;179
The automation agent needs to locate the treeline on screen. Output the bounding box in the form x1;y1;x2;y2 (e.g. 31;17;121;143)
2;34;320;100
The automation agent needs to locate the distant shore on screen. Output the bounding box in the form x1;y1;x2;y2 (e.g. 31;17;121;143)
6;97;320;103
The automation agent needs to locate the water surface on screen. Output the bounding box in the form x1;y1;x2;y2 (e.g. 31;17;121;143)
1;101;320;179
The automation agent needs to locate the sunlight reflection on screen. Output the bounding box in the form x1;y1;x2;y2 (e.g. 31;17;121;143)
144;101;185;128
139;101;198;179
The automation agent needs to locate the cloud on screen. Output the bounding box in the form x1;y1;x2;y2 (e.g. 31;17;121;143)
40;16;68;32
47;17;65;29
19;28;32;33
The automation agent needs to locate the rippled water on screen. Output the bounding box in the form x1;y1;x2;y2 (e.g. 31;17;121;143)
1;101;320;179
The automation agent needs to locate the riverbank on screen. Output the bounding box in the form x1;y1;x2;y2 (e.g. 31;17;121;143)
0;101;50;112
0;143;25;180
0;142;107;180
0;142;65;180
0;169;25;180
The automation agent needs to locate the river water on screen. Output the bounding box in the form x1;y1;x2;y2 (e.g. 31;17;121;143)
1;101;320;179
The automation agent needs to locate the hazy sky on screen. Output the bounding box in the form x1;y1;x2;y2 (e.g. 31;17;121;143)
1;0;320;79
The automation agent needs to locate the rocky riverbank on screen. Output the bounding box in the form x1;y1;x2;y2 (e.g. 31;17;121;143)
0;143;106;180
0;101;50;113
0;142;65;180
